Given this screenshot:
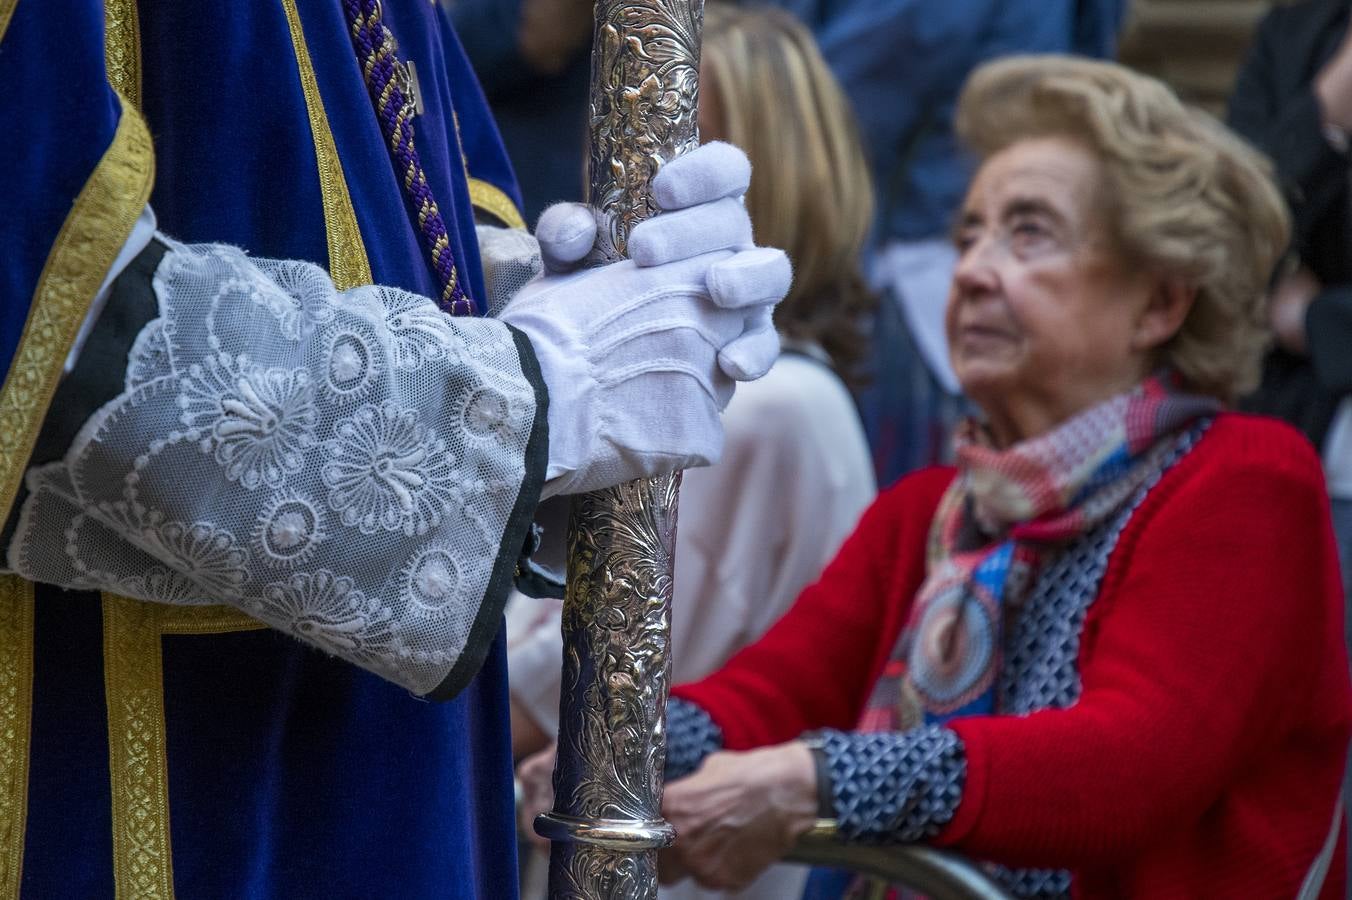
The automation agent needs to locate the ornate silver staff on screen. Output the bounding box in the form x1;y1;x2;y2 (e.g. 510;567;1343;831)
533;1;703;897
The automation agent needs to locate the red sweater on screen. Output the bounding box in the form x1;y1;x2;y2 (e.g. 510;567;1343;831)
674;414;1352;898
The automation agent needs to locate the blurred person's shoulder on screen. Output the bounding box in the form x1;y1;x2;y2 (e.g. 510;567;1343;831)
723;352;864;451
723;354;878;494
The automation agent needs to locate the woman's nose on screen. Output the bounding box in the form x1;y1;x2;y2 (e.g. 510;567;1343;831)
952;238;999;296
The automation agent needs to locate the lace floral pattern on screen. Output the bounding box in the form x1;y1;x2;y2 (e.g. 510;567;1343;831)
178;355;319;490
456;386;527;447
9;238;541;695
248;259;338;340
144;519;250;599
403;545;467;616
252;490;327;568
252;570;394;668
383;291;461;370
321;322;382;401
125;319;171;389
322;401;464;536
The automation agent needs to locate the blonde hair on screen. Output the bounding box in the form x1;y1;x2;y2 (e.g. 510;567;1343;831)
956;55;1291;403
702;3;876;379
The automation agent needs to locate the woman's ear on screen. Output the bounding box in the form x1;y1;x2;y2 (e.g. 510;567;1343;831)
1132;278;1196;352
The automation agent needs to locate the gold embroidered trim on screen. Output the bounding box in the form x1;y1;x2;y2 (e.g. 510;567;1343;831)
0;94;153;527
161;606;266;636
0;577;34;896
468;177;526;230
103;594;175;900
281;0;373;291
104;0;142;108
0;0;18;46
452;108;470;171
103;594;265;900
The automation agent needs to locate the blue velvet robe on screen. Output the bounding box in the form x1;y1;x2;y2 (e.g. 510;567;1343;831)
0;2;528;896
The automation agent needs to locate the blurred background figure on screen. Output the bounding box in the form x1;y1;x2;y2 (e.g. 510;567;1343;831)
1226;0;1352;621
507;6;878;897
452;0;594;225
1224;0;1352;877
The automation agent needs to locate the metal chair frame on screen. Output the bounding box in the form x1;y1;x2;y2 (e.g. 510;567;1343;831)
787;824;1012;900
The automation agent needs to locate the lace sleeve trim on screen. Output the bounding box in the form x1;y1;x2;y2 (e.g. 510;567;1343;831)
9;238;545;699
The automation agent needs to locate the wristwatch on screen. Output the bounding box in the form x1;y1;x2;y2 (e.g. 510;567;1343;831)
801;732;837;821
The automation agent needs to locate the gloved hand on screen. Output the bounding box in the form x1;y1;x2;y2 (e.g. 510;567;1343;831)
502;141;789;498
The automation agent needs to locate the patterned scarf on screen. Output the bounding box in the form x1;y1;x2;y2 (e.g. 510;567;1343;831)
861;373;1218;733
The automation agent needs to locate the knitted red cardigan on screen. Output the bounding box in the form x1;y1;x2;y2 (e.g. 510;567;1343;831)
673;414;1352;898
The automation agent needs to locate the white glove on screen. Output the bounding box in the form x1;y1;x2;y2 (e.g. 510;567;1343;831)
502;142;789;498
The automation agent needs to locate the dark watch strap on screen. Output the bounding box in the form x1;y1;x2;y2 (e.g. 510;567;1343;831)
802;733;836;819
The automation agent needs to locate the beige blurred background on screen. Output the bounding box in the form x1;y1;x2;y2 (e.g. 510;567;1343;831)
1119;0;1292;112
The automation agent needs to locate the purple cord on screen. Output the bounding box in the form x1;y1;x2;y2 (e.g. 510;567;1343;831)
344;0;474;315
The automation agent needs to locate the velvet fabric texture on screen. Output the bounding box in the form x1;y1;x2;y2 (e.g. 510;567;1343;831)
5;2;527;895
0;0;120;373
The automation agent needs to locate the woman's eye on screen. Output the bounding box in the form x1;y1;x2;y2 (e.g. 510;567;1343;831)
1010;218;1059;247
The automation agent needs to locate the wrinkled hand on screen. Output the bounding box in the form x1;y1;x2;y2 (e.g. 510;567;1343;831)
517;743;559;852
659;742;819;891
1269;266;1320;355
505;142;790;497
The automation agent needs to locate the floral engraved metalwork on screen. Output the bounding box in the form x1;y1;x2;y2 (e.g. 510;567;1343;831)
564;475;678;816
542;3;702;895
584;0;703;264
544;475;680;899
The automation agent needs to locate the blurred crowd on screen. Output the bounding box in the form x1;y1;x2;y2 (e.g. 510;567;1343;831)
458;0;1352;897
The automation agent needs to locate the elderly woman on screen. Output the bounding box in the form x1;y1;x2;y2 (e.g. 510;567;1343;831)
652;56;1352;898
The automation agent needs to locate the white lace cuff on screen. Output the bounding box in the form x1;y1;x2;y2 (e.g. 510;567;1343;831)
9;238;548;698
